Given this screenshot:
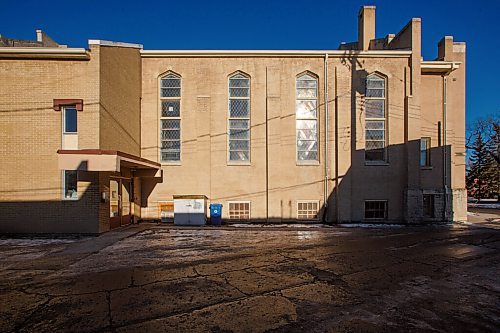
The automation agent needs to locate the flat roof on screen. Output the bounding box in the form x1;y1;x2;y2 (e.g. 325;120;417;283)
140;49;413;58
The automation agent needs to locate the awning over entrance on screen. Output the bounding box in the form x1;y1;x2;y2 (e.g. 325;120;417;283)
57;149;161;172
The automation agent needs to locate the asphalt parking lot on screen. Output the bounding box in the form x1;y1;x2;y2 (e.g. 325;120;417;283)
1;215;499;332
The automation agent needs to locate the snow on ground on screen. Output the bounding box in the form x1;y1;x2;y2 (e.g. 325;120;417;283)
468;203;500;209
0;238;84;247
338;224;407;228
230;223;328;228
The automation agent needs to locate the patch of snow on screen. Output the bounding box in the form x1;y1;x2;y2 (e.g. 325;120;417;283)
0;238;82;247
230;224;328;228
338;224;406;228
468;203;500;209
467;212;480;216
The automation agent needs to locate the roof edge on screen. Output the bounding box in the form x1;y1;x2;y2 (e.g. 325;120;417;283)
88;39;143;49
140;49;412;58
0;47;90;60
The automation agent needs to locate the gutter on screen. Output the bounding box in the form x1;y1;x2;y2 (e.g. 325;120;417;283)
0;47;90;60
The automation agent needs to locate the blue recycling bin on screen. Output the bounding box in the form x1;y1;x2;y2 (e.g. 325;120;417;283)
209;204;223;226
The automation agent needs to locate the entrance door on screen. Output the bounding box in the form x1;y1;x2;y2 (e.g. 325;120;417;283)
109;178;132;229
120;180;132;226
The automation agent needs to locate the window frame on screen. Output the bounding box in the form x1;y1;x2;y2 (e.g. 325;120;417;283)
296;200;320;220
63;106;78;134
364;73;388;164
296;72;319;164
62;170;78;201
364;200;388;220
227;72;251;164
228;201;251;220
420;137;432;168
159;72;182;164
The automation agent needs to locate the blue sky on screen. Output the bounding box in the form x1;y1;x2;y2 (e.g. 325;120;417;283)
1;0;498;124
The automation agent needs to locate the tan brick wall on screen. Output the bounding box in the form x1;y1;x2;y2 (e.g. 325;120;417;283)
99;46;142;156
0;48;101;233
140;55;437;223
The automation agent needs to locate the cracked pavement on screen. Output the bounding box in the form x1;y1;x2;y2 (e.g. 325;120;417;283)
1;221;499;332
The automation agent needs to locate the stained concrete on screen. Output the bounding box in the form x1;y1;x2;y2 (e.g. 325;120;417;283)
0;219;499;332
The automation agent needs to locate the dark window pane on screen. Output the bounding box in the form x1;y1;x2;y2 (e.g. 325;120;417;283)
64;108;77;133
64;170;77;199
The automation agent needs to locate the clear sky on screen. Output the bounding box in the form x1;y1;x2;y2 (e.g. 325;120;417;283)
1;0;498;124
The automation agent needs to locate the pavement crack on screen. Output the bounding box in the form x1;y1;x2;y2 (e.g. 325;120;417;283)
106;291;114;329
221;274;249;296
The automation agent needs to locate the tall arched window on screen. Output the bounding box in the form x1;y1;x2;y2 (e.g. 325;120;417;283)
160;72;181;162
296;73;318;161
365;73;387;162
228;72;250;161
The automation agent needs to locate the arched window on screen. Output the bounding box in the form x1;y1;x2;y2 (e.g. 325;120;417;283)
160;72;181;162
228;72;250;161
296;73;318;161
365;73;387;162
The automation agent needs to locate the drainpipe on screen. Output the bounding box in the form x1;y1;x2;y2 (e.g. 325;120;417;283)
323;53;329;222
266;67;269;222
442;74;448;220
442;63;456;221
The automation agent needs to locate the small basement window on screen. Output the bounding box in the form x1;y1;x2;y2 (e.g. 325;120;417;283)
297;201;319;220
63;170;77;200
423;194;435;218
228;201;250;220
364;200;387;220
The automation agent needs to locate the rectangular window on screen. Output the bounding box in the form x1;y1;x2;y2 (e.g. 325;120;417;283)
423;194;435;218
296;74;318;161
160;73;181;162
297;201;319;220
64;107;77;133
63;170;77;200
228;74;250;162
420;137;431;167
365;75;387;162
364;200;387;219
228;201;250;220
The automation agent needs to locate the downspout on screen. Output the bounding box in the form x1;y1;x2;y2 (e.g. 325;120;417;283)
442;74;447;220
265;67;269;222
442;64;455;221
323;53;329;222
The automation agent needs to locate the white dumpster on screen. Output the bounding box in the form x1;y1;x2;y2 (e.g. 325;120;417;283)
173;195;208;226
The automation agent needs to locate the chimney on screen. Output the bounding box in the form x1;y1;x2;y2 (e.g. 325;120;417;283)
358;6;376;51
438;36;453;61
36;29;43;42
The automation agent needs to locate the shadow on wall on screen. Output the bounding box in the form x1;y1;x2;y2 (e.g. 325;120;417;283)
138;142;451;225
0;170;102;234
321;142;452;224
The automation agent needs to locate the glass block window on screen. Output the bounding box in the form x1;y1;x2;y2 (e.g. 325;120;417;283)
297;201;319;220
364;200;388;219
63;170;77;200
420;137;431;167
228;73;250;161
365;74;387;162
296;73;318;161
160;73;181;161
228;201;250;220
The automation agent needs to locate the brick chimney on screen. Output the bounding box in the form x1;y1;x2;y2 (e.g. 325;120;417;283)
358;6;376;50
